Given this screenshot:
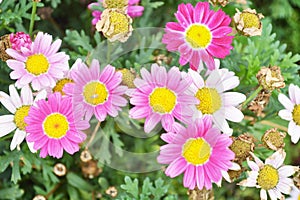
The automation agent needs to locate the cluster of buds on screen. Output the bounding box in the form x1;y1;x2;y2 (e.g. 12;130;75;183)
80;149;103;179
234;8;264;37
96;0;133;42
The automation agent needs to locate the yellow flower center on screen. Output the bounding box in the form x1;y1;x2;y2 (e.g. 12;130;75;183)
298;194;300;200
109;11;129;35
195;87;222;114
43;113;69;139
240;12;260;29
104;0;128;8
185;24;212;49
230;139;252;159
14;105;31;131
182;138;211;165
83;81;108;106
53;78;74;96
257;165;279;190
149;87;176;114
292;105;300;125
25;54;49;76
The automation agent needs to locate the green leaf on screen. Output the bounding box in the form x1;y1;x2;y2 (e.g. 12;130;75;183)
0;186;24;199
120;176;139;199
67;185;80;200
66;172;94;192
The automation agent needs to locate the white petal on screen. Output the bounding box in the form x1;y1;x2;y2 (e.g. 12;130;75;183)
9;84;22;108
27;141;37;153
188;69;205;89
250;152;264;168
222;92;246;106
278;166;299;177
224;106;244;122
33;89;47;106
0;92;16;113
265;149;286;169
289;84;300;105
212;111;232;135
278;93;294;111
10;129;26;151
288;121;300;144
278;109;293;121
268;189;278;200
230;162;241;171
0;119;16;137
260;189;267;200
247;158;259;171
21;85;33;105
222;171;231;183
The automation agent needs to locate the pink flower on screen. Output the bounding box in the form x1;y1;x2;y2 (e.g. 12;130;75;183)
157;117;235;190
88;0;144;25
6;32;70;91
162;2;233;71
128;64;198;133
25;93;89;158
9;32;32;51
64;59;128;122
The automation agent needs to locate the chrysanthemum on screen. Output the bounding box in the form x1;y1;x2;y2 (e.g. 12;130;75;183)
162;2;233;71
278;84;300;143
0;85;46;151
157;117;235;190
6;32;69;91
63;59;128;122
239;150;299;200
25;93;89;158
128;64;198;133
188;68;245;134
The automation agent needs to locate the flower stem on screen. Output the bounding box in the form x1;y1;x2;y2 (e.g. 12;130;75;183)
86;121;101;149
242;85;263;109
107;41;112;64
29;1;38;37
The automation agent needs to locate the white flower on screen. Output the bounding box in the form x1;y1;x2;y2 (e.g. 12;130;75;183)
0;85;47;152
286;186;300;200
239;149;299;200
187;68;246;135
278;84;300;143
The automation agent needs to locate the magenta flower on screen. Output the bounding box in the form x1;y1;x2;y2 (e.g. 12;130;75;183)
162;2;233;71
9;32;32;51
25;93;89;158
6;32;70;91
64;59;128;122
88;0;144;25
157;117;235;190
128;64;198;133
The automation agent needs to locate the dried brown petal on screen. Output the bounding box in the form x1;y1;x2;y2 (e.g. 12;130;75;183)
53;163;67;177
188;188;214;200
154;54;173;66
81;159;102;179
209;0;229;7
257;66;285;91
0;34;12;62
230;133;255;163
105;186;118;198
262;128;286;150
248;89;271;117
80;149;93;162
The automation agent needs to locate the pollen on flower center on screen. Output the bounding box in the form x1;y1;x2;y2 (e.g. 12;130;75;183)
185;24;212;49
83;81;109;106
149;87;176;114
25;54;49;76
103;0;128;9
43;113;69;139
240;13;260;29
53;78;74;95
195;87;222;114
14;105;31;131
109;11;130;35
257;165;279;190
292;105;300;125
182;138;211;165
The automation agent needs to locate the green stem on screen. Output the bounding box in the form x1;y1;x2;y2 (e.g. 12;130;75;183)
242;85;263;109
29;1;38;37
106;41;112;64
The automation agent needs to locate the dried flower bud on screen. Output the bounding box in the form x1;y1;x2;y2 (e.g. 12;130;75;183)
188;188;214;200
103;0;128;9
96;9;133;43
228;168;244;181
262;128;286;150
80;149;93;162
81;159;102;179
257;66;285;91
105;186;118;198
209;0;229;7
248;89;271;117
294;171;300;188
234;8;264;37
37;7;53;20
118;68;136;88
0;34;12;61
33;195;46;200
10;32;32;51
53;163;67;177
154;54;173;66
230;133;255;163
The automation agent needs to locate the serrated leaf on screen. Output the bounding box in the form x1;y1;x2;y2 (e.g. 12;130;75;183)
120;176;139;199
0;186;24;199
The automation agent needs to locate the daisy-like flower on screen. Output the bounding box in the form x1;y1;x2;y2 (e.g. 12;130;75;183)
64;59;128;122
157;117;235;190
128;64;198;133
278;84;300;143
6;32;70;91
162;2;233;71
286;186;300;200
25;92;89;158
239;150;299;200
0;85;46;151
188;68;246;134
